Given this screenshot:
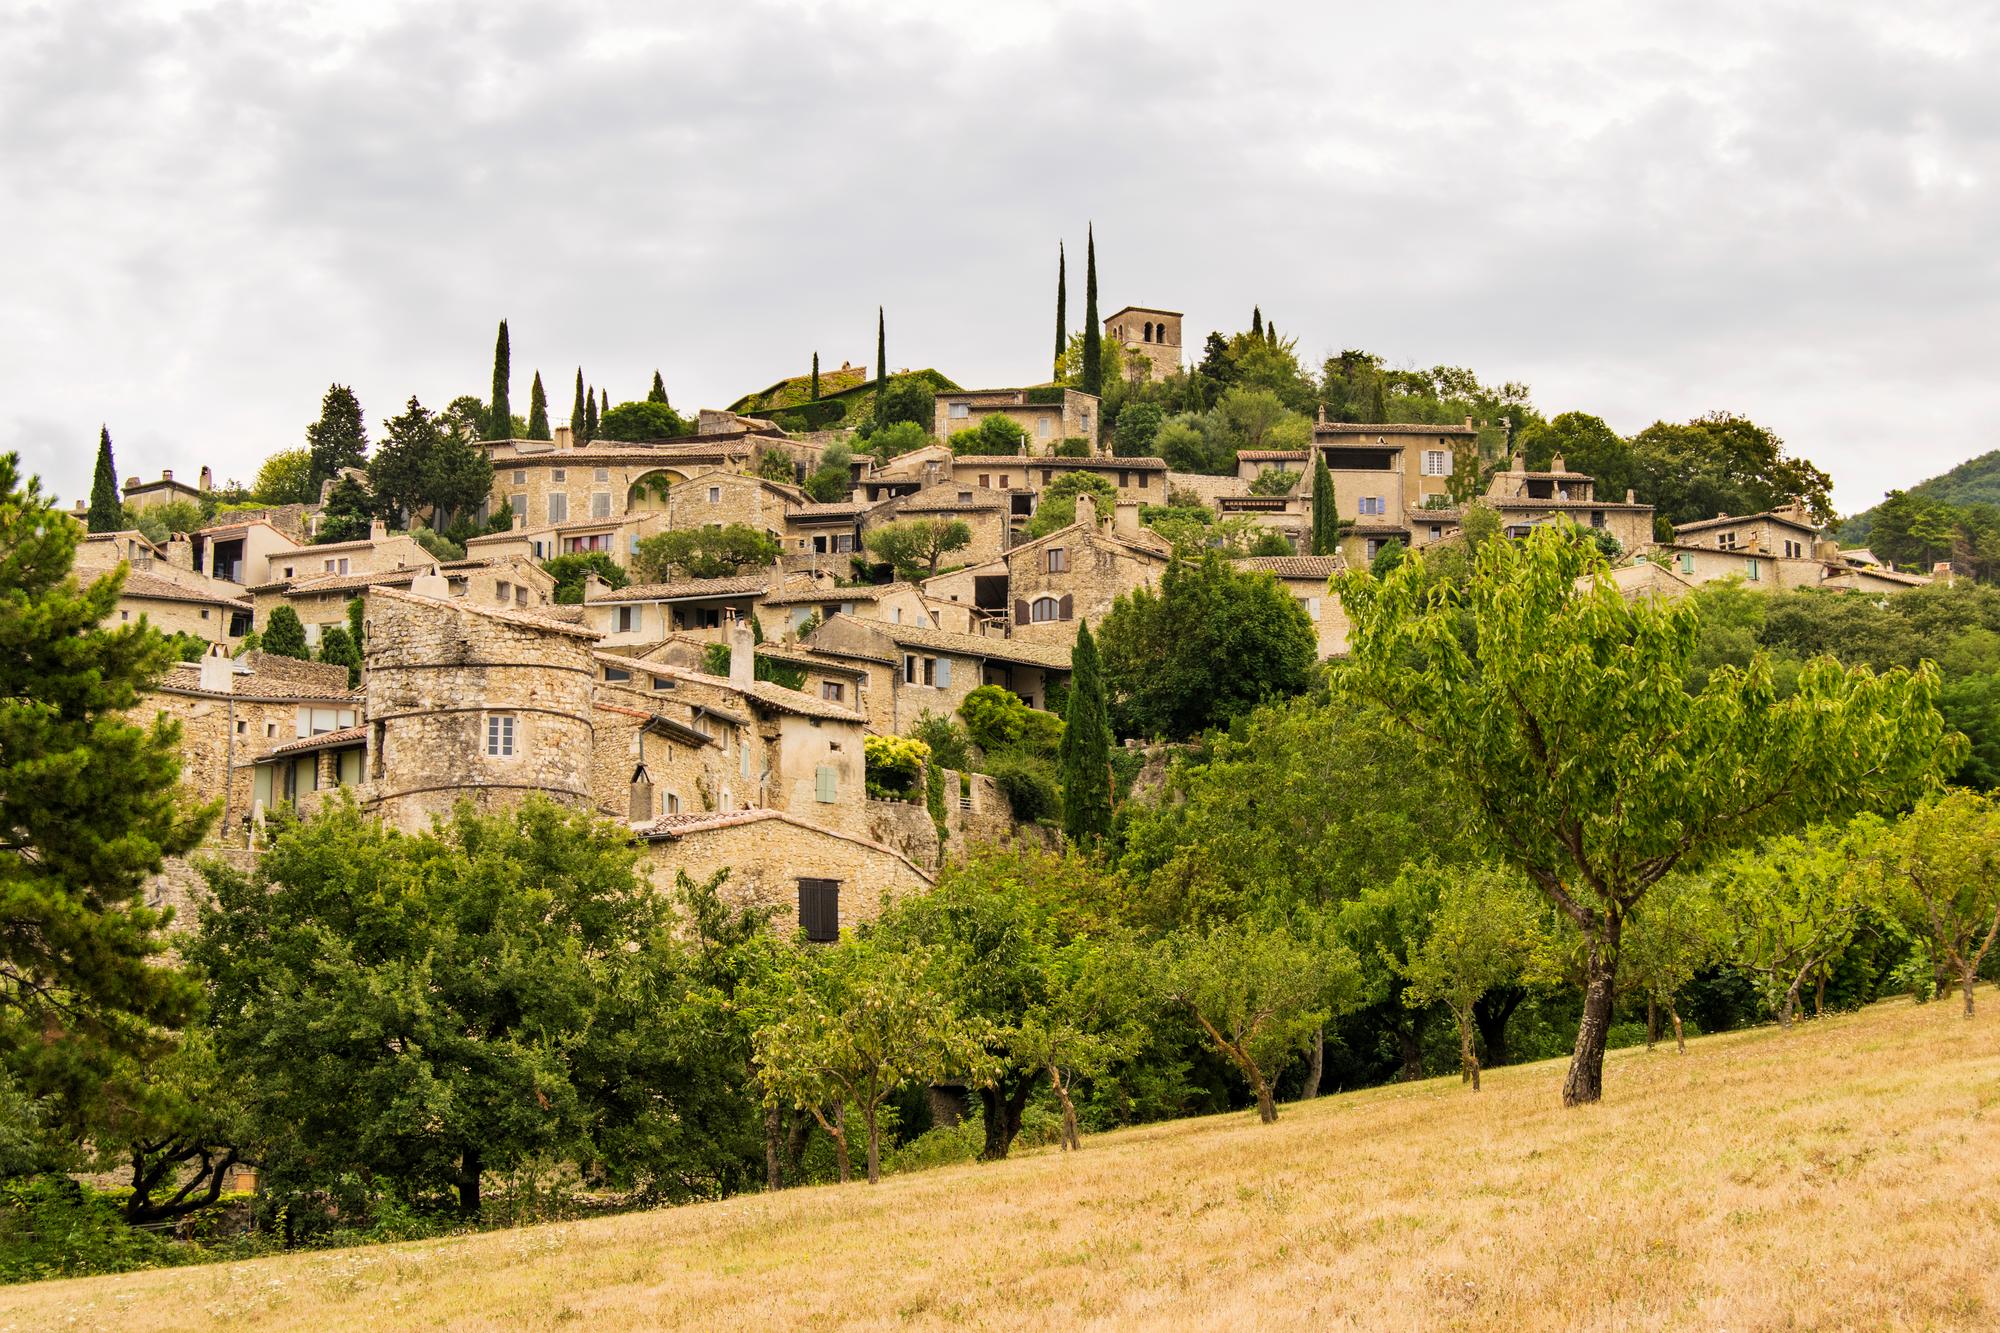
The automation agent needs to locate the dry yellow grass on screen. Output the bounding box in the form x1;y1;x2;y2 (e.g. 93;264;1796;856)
8;993;2000;1331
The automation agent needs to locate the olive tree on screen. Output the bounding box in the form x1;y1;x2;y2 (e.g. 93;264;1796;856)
1708;823;1872;1031
1335;526;1952;1105
1864;789;2000;1018
1398;862;1554;1090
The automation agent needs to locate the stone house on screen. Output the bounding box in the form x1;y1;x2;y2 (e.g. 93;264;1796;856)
1235;449;1311;487
252;557;555;647
1103;306;1183;382
1476;454;1656;555
109;570;254;648
583;573;771;648
1651;540;1929;594
258;523;431;585
784;501;868;569
189;517;304;586
862;480;1012;569
1671;505;1822;560
1301;419;1472;563
796;613;1072;731
122;466;212;511
933;387;1101;452
1232;555;1350;657
489;439;749;530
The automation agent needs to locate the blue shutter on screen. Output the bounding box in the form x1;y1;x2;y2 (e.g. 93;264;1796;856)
816;764;838;802
935;658;952;688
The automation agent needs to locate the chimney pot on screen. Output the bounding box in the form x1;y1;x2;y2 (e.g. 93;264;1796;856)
553;424;574;449
198;643;233;694
369;518;387;541
162;468;173;482
1074;493;1098;530
728;621;755;689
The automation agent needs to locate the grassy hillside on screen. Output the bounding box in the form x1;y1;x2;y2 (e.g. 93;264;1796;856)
1841;447;2000;543
728;367;960;434
9;995;1999;1329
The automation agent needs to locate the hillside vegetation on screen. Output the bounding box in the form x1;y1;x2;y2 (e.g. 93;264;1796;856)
10;994;1997;1331
1841;447;2000;543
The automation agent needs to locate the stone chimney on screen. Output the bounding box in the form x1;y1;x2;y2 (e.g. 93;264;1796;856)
165;532;195;572
199;465;213;493
1074;493;1098;530
162;468;174;483
1625;489;1637;504
125;475;139;491
583;573;610;602
369;518;387;541
1813;538;1840;561
513;509;527;530
728;620;755;689
198;643;234;694
1510;454;1526;472
1550;454;1566;473
409;565;450;599
553;424;574;449
1114;500;1140;537
1317;402;1327;425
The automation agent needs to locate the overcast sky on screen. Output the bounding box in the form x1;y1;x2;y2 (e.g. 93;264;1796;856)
6;1;1994;515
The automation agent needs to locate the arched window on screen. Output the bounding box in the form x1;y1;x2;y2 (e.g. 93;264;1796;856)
1030;596;1061;623
1143;321;1154;342
629;765;653;822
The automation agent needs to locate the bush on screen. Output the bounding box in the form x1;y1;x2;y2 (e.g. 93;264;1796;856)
859;419;930;462
634;524;780;581
0;1177;183;1282
910;711;972;771
542;552;628;605
600;401;690;441
950;415;1028;455
410;527;465;562
1249;467;1300;496
1053;436;1093;458
987;755;1060;824
865;733;931;797
958;685;1064;760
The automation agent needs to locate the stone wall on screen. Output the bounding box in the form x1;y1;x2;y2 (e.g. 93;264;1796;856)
640;813;933;934
1003;525;1165;644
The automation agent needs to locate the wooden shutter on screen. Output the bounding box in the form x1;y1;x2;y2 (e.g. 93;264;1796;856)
1059;594;1074;621
815;764;838;802
798;879;840;943
935;658;952;688
1014;599;1030;625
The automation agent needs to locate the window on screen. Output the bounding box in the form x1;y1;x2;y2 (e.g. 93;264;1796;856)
594;468;609;483
603;666;630;683
949;402;971;420
651;675;673;691
1591;511;1605;528
510;493;525;518
978;475;990;488
1358;496;1386;516
1046;547;1068;573
798;879;840;943
1305;596;1321;622
1746;558;1761;582
322;557;350;574
1784;539;1803;558
552;468;566;482
282;565;294;578
1119;471;1131;487
1717;531;1737;550
998;476;1009;489
486;714;515;757
496;581;512;603
958;491;973;503
512;469;527;484
1365;539;1382;559
708;486;721;504
815;764;839;803
821;681;845;702
1138;472;1149;488
617;606;639;633
591;492;611;519
1429;525;1443;541
235;719;247;735
903;655;948;686
1038;416;1053;437
1030;596;1062;623
664;791;681;814
1422;450;1449;476
200;607;210;619
548;494;568;523
1679;553;1696;574
515;587;528;607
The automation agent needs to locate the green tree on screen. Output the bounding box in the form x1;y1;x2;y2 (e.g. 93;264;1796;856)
305;384;369;493
1618;876;1717;1053
749;934;982;1183
648;370;670;405
1053;240;1067;381
1310;453;1341;557
600;401;690;442
809;354;820;402
1097;554;1318;740
525;371;550;440
316;475;373;544
1059;622;1114;845
859;419;929;463
584;390;600;442
570;369;587;439
1863;789;2000;1018
1249;467;1300;497
1516;412;1637;502
542;552;628;605
1334;526;1954;1104
191;799;702;1217
958;685;1063;760
1079;225;1102;397
873;307;887;423
950;414;1029;456
367;397;494;530
1162;917;1361;1123
1627;412;1835;528
1708;823;1872;1030
488;319;511;439
316;624;361;687
802;443;855;503
634;524;780;581
1111;402;1164;458
1398;862;1553;1089
0;454;208;1157
1024;470;1117;539
87;427;122;532
871;375;935;434
260;605;309;660
253;448;316;506
863;518;972;581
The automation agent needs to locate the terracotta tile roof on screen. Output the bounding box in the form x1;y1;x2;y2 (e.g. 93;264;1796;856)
1671;510;1819;536
594;649;864;723
1103;304;1184;319
1314;422;1479;437
955;455;1169;471
879;621;1075;671
1489;497;1653;512
879;484;1007;514
756;643;869;676
369;583;603;639
160;655;357;703
759;584;881;606
628;808;935;883
261;724;367;759
118;570;252;609
743;679;866;722
586;575;770;604
1236;450;1310;462
789;501;869;519
257;566;444;596
1233;556;1343;579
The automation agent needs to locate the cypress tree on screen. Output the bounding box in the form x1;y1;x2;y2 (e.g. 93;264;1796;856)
1251;306;1264;339
306;385;369;492
1368;376;1387;422
488;319;511;439
1081;226;1101;397
873;306;887;423
262;605;310;660
1054;241;1067;380
1059;621;1114;845
1311;452;1341;557
810;352;820;401
601;387;610;417
1266;319;1277;346
526;372;550;440
87;425;121;532
648;371;669;405
584;389;599;443
570;369;587;438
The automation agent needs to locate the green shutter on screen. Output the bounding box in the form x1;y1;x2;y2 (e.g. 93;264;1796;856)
816;764;837;802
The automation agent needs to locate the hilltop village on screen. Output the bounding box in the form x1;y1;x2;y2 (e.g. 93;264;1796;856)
79;295;1937;939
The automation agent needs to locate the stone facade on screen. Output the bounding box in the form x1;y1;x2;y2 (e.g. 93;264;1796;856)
488;442;753;532
584;573;770;649
254;558;555;647
1102;305;1183;382
361;583;601;832
1232;556;1351;657
862;480;1012;570
108;571;254;648
1671;505;1821;559
189;518;304;587
933;388;1101;452
991;502;1171;644
798;613;1070;730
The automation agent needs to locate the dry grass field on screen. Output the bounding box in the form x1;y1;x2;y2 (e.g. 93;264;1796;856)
7;992;2000;1331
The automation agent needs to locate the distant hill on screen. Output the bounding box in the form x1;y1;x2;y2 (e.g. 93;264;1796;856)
1840;448;2000;543
729;366;960;434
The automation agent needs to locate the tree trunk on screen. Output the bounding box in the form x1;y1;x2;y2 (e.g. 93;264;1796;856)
1563;928;1619;1107
1456;1010;1481;1091
1394;1017;1424;1083
863;1104;881;1184
764;1102;784;1190
1300;1026;1325;1100
978;1075;1036;1161
1049;1065;1081;1151
1253;1072;1278;1125
1964;964;1978;1019
830;1104;851;1183
1669;1002;1685;1055
457;1147;482;1217
1473;987;1522;1070
1815;968;1826;1017
1646;997;1659;1052
1780;977;1800;1031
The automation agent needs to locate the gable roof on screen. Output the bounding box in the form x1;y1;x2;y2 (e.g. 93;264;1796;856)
1672;510;1821;538
954;454;1170;472
759;583;883;606
587;574;771;604
875;482;1008;515
630;808;935;884
875;619;1075;671
1314;422;1479;438
1104;305;1183;319
593;650;866;724
118;570;252;609
1001;517;1173;565
1233;555;1342;580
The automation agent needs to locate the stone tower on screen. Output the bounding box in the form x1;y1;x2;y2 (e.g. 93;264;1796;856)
1102;305;1183;382
360;582;600;832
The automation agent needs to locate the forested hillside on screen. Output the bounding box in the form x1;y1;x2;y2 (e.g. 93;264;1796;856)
1841;448;2000;543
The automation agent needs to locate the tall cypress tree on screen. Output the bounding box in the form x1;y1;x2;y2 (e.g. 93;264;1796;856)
1368;376;1387;423
488;319;511;440
526;371;551;440
873;306;887;423
1266;319;1277;346
810;352;820;401
600;387;609;418
87;426;121;532
584;389;599;443
1059;621;1114;845
1311;452;1341;557
1080;226;1101;397
570;370;587;438
1251;306;1264;339
1054;241;1067;380
648;371;669;405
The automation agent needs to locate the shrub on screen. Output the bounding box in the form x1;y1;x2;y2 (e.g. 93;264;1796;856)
0;1176;182;1282
950;415;1028;455
599;401;689;441
542;552;628;605
410;527;465;562
910;711;972;771
859;419;930;462
1053;436;1092;458
1249;467;1300;496
986;755;1060;824
634;524;780;581
865;733;931;797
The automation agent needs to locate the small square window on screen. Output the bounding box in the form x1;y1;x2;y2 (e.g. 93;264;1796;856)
486;714;516;757
708;486;721;504
513;469;527;484
552;468;567;483
594;468;609;482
